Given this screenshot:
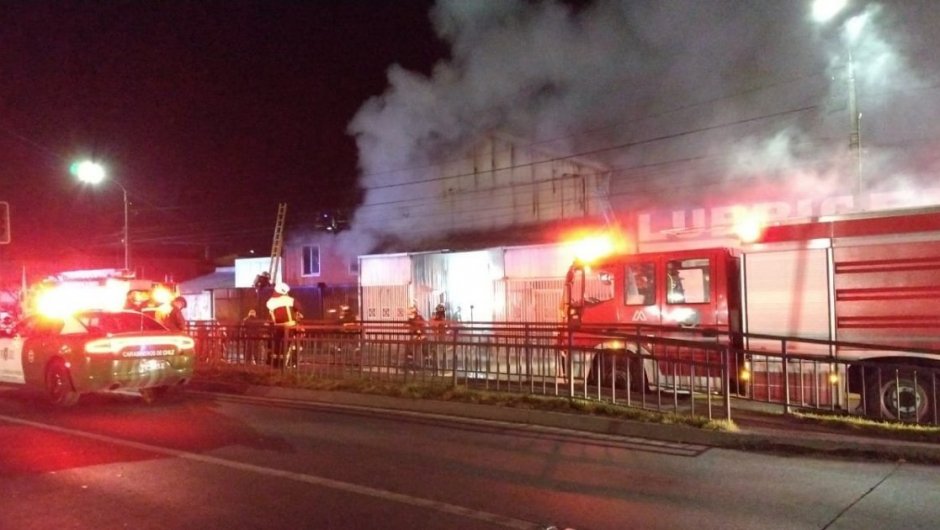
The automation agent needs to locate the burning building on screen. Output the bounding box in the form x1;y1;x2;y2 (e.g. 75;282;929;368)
284;0;940;321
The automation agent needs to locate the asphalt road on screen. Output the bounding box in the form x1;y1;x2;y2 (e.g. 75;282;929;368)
0;387;938;530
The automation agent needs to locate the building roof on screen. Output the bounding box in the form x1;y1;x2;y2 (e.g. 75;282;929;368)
178;266;236;294
368;216;620;255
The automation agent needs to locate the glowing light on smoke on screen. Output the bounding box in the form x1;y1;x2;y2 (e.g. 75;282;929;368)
732;209;767;244
564;229;629;264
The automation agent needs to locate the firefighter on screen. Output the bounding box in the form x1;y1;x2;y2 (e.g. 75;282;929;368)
160;296;188;332
253;271;272;292
125;290;151;312
241;309;268;365
338;304;355;324
405;305;427;370
428;303;448;373
407;305;426;335
266;282;302;368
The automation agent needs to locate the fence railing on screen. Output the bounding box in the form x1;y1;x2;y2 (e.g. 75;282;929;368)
186;320;940;425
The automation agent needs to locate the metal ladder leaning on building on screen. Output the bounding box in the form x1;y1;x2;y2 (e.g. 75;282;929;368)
268;202;288;284
267;203;301;367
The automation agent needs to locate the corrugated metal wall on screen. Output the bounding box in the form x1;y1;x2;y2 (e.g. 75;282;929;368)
504;244;572;278
360;255;412;321
358;245;609;323
501;277;613;323
361;285;409;321
411;249;504;321
502;278;566;322
360;254;411;286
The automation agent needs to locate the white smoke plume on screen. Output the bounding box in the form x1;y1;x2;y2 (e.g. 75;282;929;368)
345;0;940;254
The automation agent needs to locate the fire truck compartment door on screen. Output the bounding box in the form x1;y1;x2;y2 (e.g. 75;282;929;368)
743;248;832;352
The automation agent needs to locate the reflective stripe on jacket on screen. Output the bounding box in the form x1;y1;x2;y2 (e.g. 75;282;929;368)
266;294;297;326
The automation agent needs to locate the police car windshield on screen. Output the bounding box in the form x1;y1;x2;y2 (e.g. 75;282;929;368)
76;311;167;334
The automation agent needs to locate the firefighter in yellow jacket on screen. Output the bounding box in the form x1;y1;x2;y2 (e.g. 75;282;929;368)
266;282;302;368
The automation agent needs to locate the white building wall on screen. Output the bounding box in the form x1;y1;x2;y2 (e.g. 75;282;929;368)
359;254;411;286
358;244;600;323
235;257;278;288
503;243;575;278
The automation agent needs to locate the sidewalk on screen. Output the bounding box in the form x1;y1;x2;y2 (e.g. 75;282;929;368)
187;380;940;465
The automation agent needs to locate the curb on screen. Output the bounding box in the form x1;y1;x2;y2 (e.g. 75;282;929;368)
187;380;940;465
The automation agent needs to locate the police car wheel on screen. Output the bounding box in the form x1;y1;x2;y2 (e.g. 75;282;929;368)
140;386;170;404
46;361;80;407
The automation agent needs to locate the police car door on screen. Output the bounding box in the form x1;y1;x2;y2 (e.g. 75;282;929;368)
0;323;25;384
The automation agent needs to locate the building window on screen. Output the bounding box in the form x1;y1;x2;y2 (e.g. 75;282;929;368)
302;245;320;277
349;258;359;275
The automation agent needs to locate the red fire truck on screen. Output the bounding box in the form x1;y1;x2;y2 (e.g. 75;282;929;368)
564;207;940;423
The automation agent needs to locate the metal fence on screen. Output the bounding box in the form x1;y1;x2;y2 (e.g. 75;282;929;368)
187;320;940;426
188;320;733;422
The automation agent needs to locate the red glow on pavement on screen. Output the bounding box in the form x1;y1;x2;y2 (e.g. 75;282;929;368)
0;392;291;476
0;425;159;476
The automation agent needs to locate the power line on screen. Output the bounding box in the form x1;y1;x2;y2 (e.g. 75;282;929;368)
350;103;820;213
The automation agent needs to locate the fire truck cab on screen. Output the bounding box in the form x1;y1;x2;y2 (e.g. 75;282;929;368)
565;207;940;423
566;247;740;331
565;248;741;396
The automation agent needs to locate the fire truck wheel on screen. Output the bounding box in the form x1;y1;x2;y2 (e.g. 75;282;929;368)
46;361;80;407
627;358;649;393
865;370;935;423
599;353;648;393
140;386;170;404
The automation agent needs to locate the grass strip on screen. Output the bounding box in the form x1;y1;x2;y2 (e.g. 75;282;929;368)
195;364;736;432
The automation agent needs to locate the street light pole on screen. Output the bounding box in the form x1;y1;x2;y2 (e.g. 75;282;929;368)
847;49;864;210
72;160;131;273
812;0;866;210
122;185;130;272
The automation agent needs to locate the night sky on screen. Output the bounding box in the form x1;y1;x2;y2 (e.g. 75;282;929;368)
5;0;940;269
0;0;445;261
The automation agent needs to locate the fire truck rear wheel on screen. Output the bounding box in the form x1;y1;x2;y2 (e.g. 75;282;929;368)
46;361;80;407
865;371;935;424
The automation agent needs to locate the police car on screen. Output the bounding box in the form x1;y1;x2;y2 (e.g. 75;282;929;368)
0;309;194;406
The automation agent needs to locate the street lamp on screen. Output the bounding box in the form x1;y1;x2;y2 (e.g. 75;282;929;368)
72;160;130;272
811;0;848;22
812;0;865;210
